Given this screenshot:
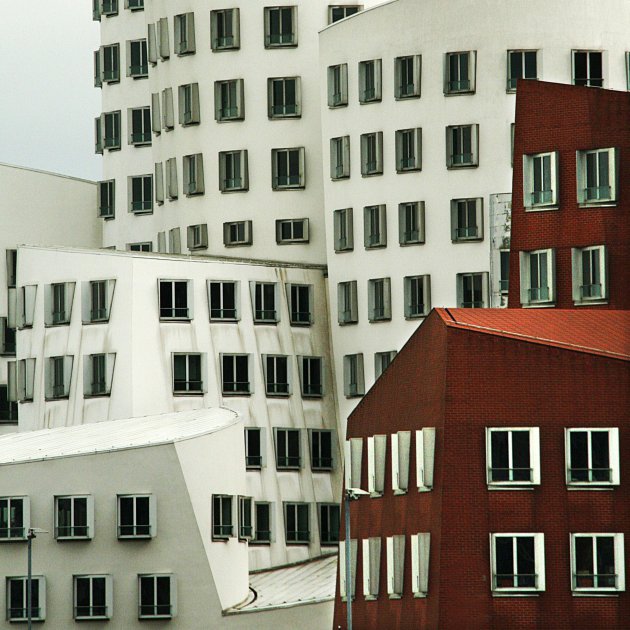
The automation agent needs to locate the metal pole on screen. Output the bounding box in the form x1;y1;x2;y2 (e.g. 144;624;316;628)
345;492;352;630
27;529;33;630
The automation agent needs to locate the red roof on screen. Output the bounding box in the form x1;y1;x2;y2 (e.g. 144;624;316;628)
436;309;630;361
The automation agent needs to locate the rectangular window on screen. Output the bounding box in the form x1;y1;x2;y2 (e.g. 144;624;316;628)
364;204;387;248
0;319;16;356
211;8;240;51
500;250;510;294
16;358;36;401
577;147;617;204
276;218;309;244
386;535;405;598
264;6;297;48
101;0;118;15
268;76;301;118
0;497;28;540
102;110;121;150
396;128;422;172
319;504;340;545
207;281;238;321
118;495;154;538
159;280;191;320
272;147;305;189
571;245;608;303
404;275;430;318
571;534;624;592
127;0;144;10
573;50;603;87
299;356;323;397
239;496;253;539
129;174;153;213
138;574;174;619
85;279;114;323
219;150;249;192
486;427;540;486
523;151;558;208
55;496;93;540
245;427;264;469
174;12;196;55
46;355;73;400
327;63;348;107
172;353;203;394
83;353;115;397
94;50;102;88
334;208;353;252
566;428;619;486
128;242;152;252
491;534;545;592
74;575;111;620
330;136;351;180
264;355;290;396
222;354;250;395
6;576;45;622
252;282;277;323
374;351;396;379
338;281;358;325
275;428;301;469
101;44;120;83
360;132;383;176
187;224;208;251
444;51;476;94
285;503;309;543
254;502;272;543
183;153;205;196
450;198;483;241
127;39;148;78
179;83;201;125
310;429;333;471
223;220;252;247
212;495;233;539
129;107;151;145
457;272;488;308
395;54;421;99
507;50;537;91
0;384;18;423
214;79;244;122
368;278;391;322
98;180;115;219
45;281;75;326
362;537;381;599
287;283;312;325
358;59;382;103
328;5;361;23
446;124;479;168
343;353;364;397
519;249;555;306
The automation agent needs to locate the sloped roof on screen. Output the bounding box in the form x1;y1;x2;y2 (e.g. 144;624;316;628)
436;308;630;361
0;408;240;465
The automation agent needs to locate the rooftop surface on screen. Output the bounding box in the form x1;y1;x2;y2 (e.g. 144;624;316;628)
438;309;630;361
0;408;240;465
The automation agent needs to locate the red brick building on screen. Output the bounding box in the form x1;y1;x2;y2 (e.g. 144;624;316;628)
333;308;630;630
508;81;630;309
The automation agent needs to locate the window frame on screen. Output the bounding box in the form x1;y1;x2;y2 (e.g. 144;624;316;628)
98;180;115;219
158;279;192;321
138;574;175;619
54;495;94;540
245;427;264;469
450;197;483;242
334;208;354;252
328;5;361;23
576;147;618;206
330;136;351;180
128;106;151;146
128;174;153;214
299;356;323;398
219;149;249;193
570;533;625;593
310;429;334;471
187;224;208;251
274;427;302;470
404;275;431;319
327;63;348;107
519;248;556;307
182;153;205;196
398;201;425;246
253;502;272;544
363;204;387;248
490;533;545;593
172;353;204;395
395;54;421;99
212;495;233;540
207;280;239;322
572;50;604;87
263;354;291;397
100;43;120;84
83;352;115;397
268;76;301;118
367;277;391;322
360;132;383;176
6;575;46;622
271;147;305;190
179;83;201;126
287;283;313;326
0;496;29;541
211;8;240;51
565;428;619;487
456;272;489;308
118;494;155;539
445;124;479;168
223;220;252;247
343;353;365;398
358;59;382;103
264;6;298;48
506;49;538;92
284;502;310;544
444;50;476;95
127;39;148;79
571;245;608;305
45;355;73;400
214;79;244;122
174;12;196;56
486;427;541;488
238;496;254;540
337;280;358;325
275;218;309;244
251;281;278;324
318;503;340;545
221;353;251;396
522;151;559;209
396;127;422;173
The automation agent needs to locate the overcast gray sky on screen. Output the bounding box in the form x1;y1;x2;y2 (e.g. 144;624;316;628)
0;3;102;181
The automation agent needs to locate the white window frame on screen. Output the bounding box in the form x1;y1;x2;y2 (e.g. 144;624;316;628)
138;574;176;619
523;151;559;209
6;575;46;622
328;5;362;24
358;59;382;103
271;147;305;190
330;136;351;180
334;208;353;252
0;496;30;541
128;174;153;214
396;128;422;172
172;353;204;395
391;431;411;495
570;533;625;593
207;280;239;322
214;79;244;122
398;201;425;246
343;353;364;397
250;281;278;323
490;533;545;593
446;124;479;168
211;8;240;51
363;204;387;248
82;279;115;324
415;428;436;491
444;50;476;94
327;63;348;107
344;437;363;490
299;356;323;398
395;54;421;99
101;110;121;151
572;50;604;87
73;575;112;620
223;220;252;247
519;249;556;306
404;275;431;319
263;354;290;397
450;198;483;242
264;6;297;48
221;354;251;395
337;280;358;325
276;218;309;244
268;76;301;118
174;12;195;55
571;245;608;304
158;279;193;321
360;132;383;176
367;277;391;322
45;281;75;326
486;427;541;487
55;495;94;540
118;494;156;539
83;352;115;397
565;428;619;487
576;147;618;205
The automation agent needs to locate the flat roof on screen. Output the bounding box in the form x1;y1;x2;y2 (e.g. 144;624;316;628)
0;408;240;465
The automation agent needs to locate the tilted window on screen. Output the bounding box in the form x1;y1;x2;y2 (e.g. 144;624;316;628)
519;249;555;306
358;59;382;103
446;124;479;168
174;12;196;55
271;148;305;189
211;8;240;51
395;55;421;99
327;64;348;107
444;51;476;94
219;150;249;192
214;79;244;122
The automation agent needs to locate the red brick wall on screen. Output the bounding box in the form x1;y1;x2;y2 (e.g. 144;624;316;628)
508;81;630;309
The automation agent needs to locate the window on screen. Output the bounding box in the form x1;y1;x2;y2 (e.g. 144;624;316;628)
101;0;118;15
55;496;93;539
523;152;558;208
16;358;35;402
46;356;73;400
364;204;387;248
83;279;115;323
118;495;154;538
159;280;191;320
219;150;249;192
446;124;479;168
212;495;233;539
374;351;396;379
128;242;152;252
310;429;333;471
172;354;203;394
571;245;608;304
287;283;313;325
338;281;358;325
271;147;305;189
101;110;121;150
129;107;151;145
98;180;115;219
343;353;364;397
239;497;253;540
299;356;323;397
396;128;422;172
264;6;297;48
399;201;425;245
264;355;290;396
214;79;244;122
404;275;430;318
577;147;617;204
127;39;148;78
126;0;143;10
276;218;309;244
187;224;208;251
245;427;264;469
491;534;545;593
211;8;240;50
74;575;111;620
444;51;476;94
251;282;277;323
183;153;205;196
330;136;351;180
222;354;250;395
224;220;252;247
254;502;272;543
45;282;75;326
93;50;102;88
573;50;603;87
334;208;353;252
571;534;624;592
268;77;301;118
368;278;391;322
339;539;358;600
386;535;405;598
101;44;120;83
319;504;340;545
358;59;382;103
162;87;174;130
395;55;421;99
0;319;16;356
566;428;619;486
129;174;153;213
275;428;301;469
360;132;383;176
179;83;200;125
327;63;348;107
208;281;238;321
455;272;487;308
519;249;555;306
500;250;510;294
391;431;411;494
328;5;361;23
83;353;115;397
362;538;381;599
344;438;363;489
0;497;28;540
450;198;483;241
367;434;386;496
138;575;175;619
486;428;540;486
7;576;46;622
0;385;18;423
507;50;537;92
284;503;309;544
174;12;195;55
